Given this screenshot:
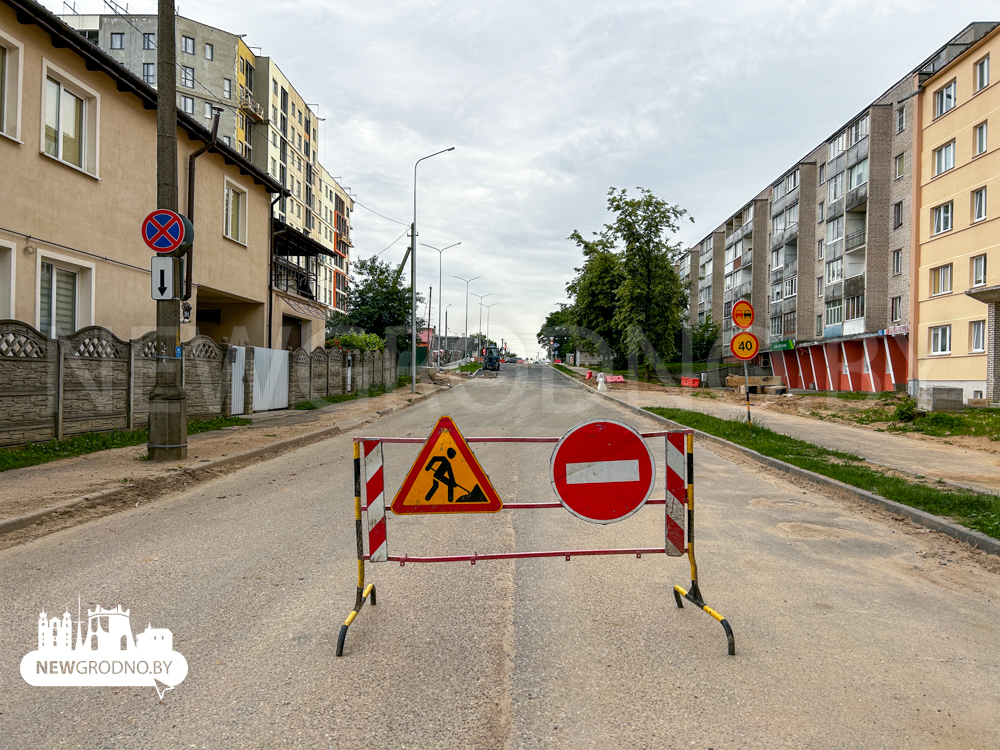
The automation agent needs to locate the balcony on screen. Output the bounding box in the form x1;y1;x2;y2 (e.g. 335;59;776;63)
239;89;264;121
784;223;798;244
785;258;797;277
771;266;784;283
771;230;785;251
845;228;867;252
272;256;316;300
742;251;753;267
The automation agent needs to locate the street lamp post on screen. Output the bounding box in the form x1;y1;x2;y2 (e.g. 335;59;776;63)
409;147;455;392
422;242;460;370
483;302;498;347
472;292;492;356
454;275;480;361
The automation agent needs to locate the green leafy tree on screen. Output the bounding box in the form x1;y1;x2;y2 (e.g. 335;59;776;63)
536;305;576;357
690;315;722;362
565;232;624;364
327;256;423;342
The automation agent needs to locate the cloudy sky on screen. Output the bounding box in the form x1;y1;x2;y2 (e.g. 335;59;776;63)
40;0;1000;356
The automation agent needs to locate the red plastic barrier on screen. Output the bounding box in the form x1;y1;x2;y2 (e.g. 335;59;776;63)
605;375;626;383
680;376;700;387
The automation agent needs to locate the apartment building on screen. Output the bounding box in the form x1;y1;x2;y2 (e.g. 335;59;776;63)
678;247;696;324
720;191;770;354
913;23;1000;402
0;0;284;345
58;12;243;149
693;230;724;328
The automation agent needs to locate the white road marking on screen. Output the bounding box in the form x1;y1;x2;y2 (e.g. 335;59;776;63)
565;460;640;484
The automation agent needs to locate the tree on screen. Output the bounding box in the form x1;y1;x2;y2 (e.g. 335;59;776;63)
604;187;690;380
565;231;624;364
536;305;575;357
327;256;423;342
690;315;722;362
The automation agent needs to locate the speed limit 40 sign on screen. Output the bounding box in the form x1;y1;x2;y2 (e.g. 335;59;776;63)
730;331;760;360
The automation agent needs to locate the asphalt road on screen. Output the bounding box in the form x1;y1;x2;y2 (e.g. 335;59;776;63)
1;364;998;749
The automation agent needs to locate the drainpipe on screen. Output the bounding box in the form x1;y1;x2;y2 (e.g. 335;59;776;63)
268;195;287;348
184;109;221;302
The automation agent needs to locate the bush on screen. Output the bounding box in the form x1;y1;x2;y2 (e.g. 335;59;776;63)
894;396;917;422
327;332;384;351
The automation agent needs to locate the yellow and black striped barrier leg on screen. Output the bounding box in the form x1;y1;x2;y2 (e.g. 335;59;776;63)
672;434;735;656
337;442;377;657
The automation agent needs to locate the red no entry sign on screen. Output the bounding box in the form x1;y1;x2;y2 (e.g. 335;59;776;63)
142;209;191;254
550;420;655;524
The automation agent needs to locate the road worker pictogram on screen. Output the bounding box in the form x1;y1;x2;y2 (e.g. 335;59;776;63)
391;416;502;514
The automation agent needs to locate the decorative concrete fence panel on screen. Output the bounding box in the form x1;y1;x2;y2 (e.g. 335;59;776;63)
288;347;312;405
131;332;159;429
62;327;130;437
0;321;59;446
183;336;224;419
311;347;329;399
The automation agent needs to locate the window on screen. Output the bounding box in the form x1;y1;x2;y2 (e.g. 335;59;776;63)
826;258;844;284
182;36;194;55
826;216;844;244
847;158;868;189
973;254;987;286
818;164;825;184
934;80;956;117
976;122;988;155
181;66;194;88
39;261;76;337
930;325;951;355
786;170;799;191
827;172;844;202
845;295;864;320
817;239;824;259
772;213;785;234
110;33;123;50
934;141;955;175
180;95;194;114
825;299;843;326
222;135;231;146
224;180;246;243
785;203;798;226
892;249;902;275
204;101;213;119
894;154;904;179
896;107;905;133
816;315;823;336
44;75;87;170
817;201;824;222
273;78;278;95
891;296;902;322
771;248;781;269
770;316;782;337
783;276;797;298
893;201;903;229
847;114;869;146
205;43;213;60
773;180;786;200
828;132;846;160
143;32;155;50
931;264;952;295
817;277;823;298
971;320;986;352
0;31;24;141
771;282;782;303
223;78;231;99
976;55;990;92
932;202;953;235
974;187;987;222
142;62;155;85
783;312;796;335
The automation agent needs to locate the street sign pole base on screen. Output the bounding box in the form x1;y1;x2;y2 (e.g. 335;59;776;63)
336;582;376;658
673;583;736;656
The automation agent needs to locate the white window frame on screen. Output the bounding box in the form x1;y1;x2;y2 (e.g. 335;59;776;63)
770;316;782;337
0;238;15;319
892;249;902;276
223;177;249;245
971;320;986;353
110;32;124;50
934;141;955;176
825;299;843;326
847;158;868;189
894;154;904;179
39;59;100;178
973;254;987;287
934;80;956;117
770;282;782;303
182;36;195;55
0;28;25;142
34;248;94;336
974;187;987;223
817;276;823;298
826;258;844;284
975;122;988;156
180;95;194;114
932;202;953;235
181;66;194;89
896;107;905;134
976;55;990;93
930;325;951;355
783;276;797;299
931;264;953;296
890;296;902;322
205;43;214;61
223;78;231;99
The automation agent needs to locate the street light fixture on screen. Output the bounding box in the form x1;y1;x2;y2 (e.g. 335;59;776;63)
454;275;480;361
407;147;455;392
483;302;498;350
422;241;461;370
472;292;492;356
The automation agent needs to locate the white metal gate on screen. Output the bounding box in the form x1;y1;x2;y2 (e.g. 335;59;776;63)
253;347;289;411
230;346;246;415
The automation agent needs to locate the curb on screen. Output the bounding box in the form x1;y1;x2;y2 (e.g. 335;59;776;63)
0;386;445;538
548;366;1000;557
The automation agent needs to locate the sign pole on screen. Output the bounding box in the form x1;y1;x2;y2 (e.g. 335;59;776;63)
743;359;751;425
149;0;187;461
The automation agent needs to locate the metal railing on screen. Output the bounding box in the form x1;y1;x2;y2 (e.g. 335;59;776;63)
272;257;316;300
845;229;867;251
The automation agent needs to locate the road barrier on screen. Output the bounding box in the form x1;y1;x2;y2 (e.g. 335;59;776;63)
336;418;734;656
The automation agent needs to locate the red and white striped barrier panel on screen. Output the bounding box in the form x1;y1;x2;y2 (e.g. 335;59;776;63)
363;440;387;563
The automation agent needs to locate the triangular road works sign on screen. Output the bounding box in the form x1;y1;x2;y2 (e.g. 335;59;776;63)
391;415;502;514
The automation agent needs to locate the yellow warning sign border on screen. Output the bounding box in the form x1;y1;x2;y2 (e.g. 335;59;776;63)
390;415;502;515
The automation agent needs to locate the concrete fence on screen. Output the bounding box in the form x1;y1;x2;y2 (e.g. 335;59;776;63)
0;320;397;447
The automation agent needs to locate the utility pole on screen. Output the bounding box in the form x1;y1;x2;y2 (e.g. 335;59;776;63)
148;0;187;460
426;285;432;366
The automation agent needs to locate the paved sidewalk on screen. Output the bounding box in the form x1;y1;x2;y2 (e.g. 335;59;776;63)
562;366;1000;495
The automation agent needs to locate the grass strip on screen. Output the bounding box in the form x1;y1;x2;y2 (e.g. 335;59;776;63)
0;416;252;473
645;407;1000;540
551;364;577;377
457;362;480;373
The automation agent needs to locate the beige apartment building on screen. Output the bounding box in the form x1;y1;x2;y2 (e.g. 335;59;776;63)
0;0;289;347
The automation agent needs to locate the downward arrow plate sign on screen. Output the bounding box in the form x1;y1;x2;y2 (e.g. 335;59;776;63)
151;256;176;301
